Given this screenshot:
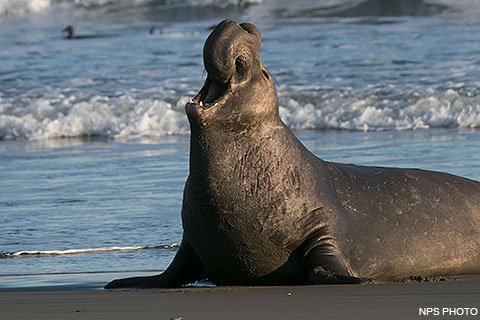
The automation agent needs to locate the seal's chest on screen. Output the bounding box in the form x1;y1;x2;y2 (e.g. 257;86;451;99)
182;198;292;282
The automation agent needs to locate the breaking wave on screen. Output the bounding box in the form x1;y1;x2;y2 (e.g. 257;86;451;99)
0;93;191;140
1;86;479;141
278;86;480;132
2;0;480;20
0;0;261;18
0;0;51;17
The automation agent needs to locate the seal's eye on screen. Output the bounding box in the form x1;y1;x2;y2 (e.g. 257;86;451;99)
262;69;270;80
235;56;247;75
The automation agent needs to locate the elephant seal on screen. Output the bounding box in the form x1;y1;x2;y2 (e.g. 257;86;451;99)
105;20;480;288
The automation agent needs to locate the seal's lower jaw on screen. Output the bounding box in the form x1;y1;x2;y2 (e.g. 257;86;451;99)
186;77;230;114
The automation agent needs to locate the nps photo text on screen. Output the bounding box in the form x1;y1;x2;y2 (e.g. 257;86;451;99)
419;307;479;317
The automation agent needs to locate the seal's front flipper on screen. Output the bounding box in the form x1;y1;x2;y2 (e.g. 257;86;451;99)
105;239;204;289
302;231;363;285
104;274;163;289
308;265;363;284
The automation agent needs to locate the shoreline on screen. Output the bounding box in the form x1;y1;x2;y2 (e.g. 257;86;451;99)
1;276;479;320
0;271;162;292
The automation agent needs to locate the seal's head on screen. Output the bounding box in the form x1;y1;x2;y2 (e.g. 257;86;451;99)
186;20;277;131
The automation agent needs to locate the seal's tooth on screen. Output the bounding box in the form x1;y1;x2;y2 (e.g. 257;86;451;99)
199;101;204;107
188;99;195;104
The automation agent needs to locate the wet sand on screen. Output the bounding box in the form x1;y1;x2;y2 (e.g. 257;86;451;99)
1;277;479;320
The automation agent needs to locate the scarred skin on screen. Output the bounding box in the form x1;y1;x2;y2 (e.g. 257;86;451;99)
105;20;480;289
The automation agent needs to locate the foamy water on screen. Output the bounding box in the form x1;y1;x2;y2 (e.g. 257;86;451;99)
1;244;179;258
1;0;480;290
2;86;480;141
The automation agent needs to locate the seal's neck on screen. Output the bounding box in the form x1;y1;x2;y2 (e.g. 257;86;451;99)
188;119;318;183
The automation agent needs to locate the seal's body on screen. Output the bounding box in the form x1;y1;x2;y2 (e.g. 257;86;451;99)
106;20;480;289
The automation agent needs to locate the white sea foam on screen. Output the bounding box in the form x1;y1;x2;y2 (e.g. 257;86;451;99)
278;86;480;132
0;0;263;18
0;0;51;17
1;244;179;258
2;0;480;20
1;87;480;141
0;93;190;140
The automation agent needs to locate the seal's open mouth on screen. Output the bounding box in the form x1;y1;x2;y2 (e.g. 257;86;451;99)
187;19;261;113
191;77;230;109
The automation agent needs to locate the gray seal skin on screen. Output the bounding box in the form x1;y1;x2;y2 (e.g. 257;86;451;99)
105;20;480;289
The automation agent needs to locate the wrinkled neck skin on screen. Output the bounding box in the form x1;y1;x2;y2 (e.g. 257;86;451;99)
188;90;285;180
189;113;288;181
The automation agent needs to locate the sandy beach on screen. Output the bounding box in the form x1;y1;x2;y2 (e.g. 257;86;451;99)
2;277;479;320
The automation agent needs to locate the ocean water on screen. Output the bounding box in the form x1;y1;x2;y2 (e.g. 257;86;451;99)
1;0;480;290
